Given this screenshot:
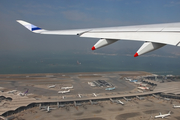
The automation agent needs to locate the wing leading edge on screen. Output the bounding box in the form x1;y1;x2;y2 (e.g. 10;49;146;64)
17;20;180;57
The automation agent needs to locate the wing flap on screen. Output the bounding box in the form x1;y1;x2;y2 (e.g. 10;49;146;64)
80;32;180;46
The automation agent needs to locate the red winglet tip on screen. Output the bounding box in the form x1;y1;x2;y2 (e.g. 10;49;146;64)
91;46;95;50
134;53;138;57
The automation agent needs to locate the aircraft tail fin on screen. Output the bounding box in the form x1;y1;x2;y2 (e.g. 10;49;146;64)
159;112;161;115
16;20;45;33
24;89;29;95
47;106;50;112
168;111;171;114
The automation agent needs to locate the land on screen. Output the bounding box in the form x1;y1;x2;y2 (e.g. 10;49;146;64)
13;97;180;120
0;71;180;120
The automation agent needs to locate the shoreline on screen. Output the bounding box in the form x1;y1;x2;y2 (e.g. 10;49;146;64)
0;71;152;77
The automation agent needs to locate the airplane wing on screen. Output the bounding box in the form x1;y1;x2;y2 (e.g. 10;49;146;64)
17;20;180;57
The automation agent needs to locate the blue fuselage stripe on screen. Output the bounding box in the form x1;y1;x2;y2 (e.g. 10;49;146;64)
32;27;41;31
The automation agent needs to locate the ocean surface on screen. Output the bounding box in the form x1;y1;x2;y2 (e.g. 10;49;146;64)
0;52;180;75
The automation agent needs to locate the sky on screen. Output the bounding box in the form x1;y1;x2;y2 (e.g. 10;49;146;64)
0;0;180;54
0;0;180;74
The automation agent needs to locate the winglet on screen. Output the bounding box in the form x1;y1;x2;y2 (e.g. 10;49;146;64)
16;20;44;33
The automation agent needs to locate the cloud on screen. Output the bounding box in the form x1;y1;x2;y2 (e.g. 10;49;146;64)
164;1;180;7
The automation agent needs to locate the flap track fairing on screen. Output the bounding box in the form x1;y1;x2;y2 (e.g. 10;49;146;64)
134;42;166;57
92;39;118;50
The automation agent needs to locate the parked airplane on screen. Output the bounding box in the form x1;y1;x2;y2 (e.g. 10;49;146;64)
7;90;17;94
105;87;115;91
61;86;73;90
164;98;170;101
57;102;65;108
90;100;98;105
155;111;171;118
110;98;115;103
153;94;159;98
139;83;147;87
62;96;65;99
39;104;47;110
41;106;56;113
48;85;56;88
138;90;143;93
173;104;180;108
17;20;180;57
136;96;144;100
78;94;82;98
123;97;131;101
18;93;24;96
74;101;82;106
18;89;29;96
93;93;97;97
124;78;132;81
117;100;124;105
58;89;70;94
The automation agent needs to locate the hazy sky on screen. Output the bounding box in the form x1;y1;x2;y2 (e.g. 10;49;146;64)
0;0;180;56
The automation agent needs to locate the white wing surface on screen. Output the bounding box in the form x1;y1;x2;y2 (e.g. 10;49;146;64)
17;20;180;57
